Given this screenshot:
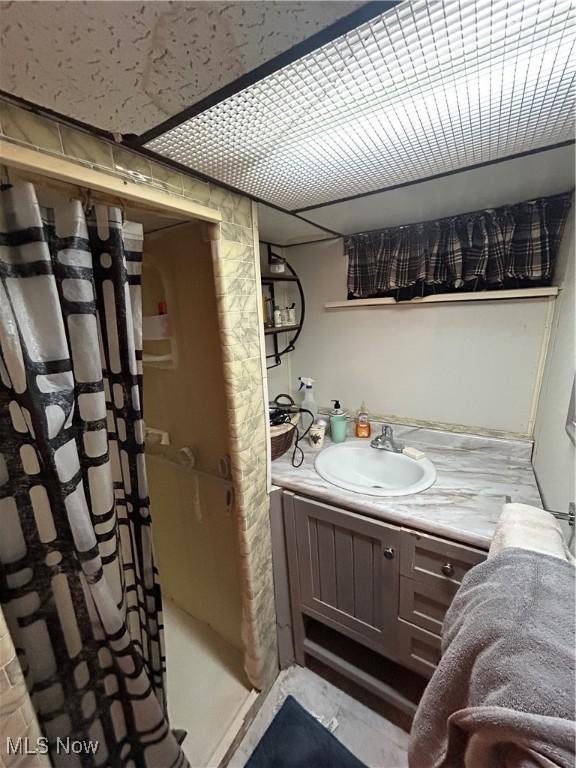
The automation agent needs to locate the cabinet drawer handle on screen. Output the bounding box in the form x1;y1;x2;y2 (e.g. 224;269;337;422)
441;562;455;577
384;547;395;560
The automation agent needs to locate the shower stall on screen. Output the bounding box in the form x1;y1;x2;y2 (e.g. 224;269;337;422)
139;217;256;766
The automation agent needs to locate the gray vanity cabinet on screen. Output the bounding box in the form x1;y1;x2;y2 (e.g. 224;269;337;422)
291;494;401;658
280;490;487;711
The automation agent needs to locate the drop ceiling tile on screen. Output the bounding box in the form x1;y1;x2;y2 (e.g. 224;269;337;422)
147;0;575;211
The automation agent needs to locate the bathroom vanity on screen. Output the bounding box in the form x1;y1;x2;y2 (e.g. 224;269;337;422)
270;425;542;714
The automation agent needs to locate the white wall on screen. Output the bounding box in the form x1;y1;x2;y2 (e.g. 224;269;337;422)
533;209;575;514
285;239;553;436
267;351;291;398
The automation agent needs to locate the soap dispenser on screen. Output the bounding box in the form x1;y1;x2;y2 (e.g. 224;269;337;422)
355;402;371;438
330;400;348;443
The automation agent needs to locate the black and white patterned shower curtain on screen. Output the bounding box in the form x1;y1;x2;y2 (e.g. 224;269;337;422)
0;181;187;767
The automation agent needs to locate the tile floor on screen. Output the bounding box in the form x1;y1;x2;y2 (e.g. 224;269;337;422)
228;666;410;768
163;599;255;767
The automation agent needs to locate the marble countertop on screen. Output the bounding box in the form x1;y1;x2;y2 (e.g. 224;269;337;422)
271;424;542;550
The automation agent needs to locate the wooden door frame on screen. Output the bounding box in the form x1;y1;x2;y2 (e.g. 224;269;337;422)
0;139;222;226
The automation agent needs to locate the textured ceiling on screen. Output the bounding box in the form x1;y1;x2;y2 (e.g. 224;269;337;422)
0;0;363;134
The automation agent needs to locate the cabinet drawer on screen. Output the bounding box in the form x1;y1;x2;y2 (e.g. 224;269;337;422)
397;618;441;679
399;575;458;634
401;531;485;586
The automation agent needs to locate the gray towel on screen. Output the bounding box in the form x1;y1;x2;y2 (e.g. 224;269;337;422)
409;548;575;768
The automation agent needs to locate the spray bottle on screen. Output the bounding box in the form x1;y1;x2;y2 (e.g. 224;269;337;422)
298;377;318;434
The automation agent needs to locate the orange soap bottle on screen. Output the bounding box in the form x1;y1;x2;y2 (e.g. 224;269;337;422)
355;402;371;438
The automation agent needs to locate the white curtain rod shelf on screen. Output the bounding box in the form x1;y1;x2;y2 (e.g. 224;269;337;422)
325;286;559;309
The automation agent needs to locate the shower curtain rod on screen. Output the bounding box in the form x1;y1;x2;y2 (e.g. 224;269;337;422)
0;140;222;225
9;168;132;211
8;170;195;232
146;220;193;237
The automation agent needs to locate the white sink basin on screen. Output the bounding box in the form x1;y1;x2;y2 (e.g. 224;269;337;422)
314;440;436;497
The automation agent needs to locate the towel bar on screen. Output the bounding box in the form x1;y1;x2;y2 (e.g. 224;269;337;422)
504;498;575;526
146;452;233;486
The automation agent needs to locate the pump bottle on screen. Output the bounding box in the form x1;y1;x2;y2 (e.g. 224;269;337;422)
329;400;348;443
298;377;318;434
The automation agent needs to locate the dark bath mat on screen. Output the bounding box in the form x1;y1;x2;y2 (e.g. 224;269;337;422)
245;695;368;768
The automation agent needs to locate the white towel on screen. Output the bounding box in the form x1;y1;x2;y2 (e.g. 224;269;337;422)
490;502;575;563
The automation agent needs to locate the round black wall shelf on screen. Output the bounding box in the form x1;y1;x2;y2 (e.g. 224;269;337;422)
261;258;305;369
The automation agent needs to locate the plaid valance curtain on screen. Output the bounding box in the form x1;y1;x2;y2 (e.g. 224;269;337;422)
346;192;572;300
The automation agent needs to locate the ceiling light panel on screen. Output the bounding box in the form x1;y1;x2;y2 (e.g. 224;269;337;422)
146;0;575;211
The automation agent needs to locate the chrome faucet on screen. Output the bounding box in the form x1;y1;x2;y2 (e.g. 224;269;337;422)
370;424;404;453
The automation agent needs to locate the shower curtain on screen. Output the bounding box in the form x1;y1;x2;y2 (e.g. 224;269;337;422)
0;181;187;767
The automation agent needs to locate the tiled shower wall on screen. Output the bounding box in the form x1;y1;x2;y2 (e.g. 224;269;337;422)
0;606;50;767
0;100;277;691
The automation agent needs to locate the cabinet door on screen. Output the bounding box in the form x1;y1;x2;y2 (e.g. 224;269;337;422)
292;495;401;657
